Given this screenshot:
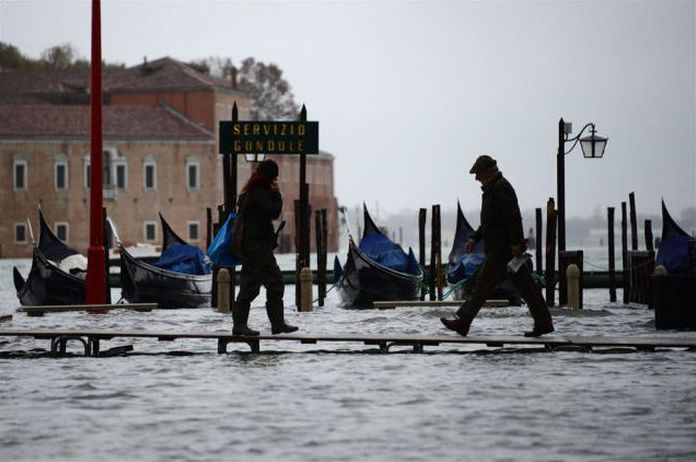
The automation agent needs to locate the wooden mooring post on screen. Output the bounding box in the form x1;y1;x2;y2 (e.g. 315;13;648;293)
629;192;638;251
315;209;328;307
294;199;302;309
545;198;557;307
621;201;629;304
607;207;617;302
429;204;443;300
217;268;231;313
418;208;427;301
206;207;213;250
644;219;654;252
535;208;543;276
103;207;111;304
296;105;312;311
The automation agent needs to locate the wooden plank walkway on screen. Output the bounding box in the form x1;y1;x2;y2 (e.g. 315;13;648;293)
18;303;157;316
373;300;509;309
0;329;694;356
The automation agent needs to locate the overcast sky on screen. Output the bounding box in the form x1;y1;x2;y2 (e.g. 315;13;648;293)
2;0;695;218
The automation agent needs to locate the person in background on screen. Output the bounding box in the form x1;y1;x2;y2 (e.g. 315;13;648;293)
440;155;554;337
233;159;298;336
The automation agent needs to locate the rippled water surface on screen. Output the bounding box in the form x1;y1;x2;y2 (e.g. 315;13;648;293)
1;258;695;461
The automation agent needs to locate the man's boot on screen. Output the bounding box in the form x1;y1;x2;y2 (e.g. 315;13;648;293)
440;306;476;337
266;301;299;334
524;299;554;337
232;302;260;336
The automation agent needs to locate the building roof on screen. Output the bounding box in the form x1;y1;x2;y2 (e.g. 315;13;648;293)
107;57;242;93
0;56;246;102
0;104;214;140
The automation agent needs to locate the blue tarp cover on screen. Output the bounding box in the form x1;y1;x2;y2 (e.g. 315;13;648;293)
656;235;695;274
446;253;484;284
154;244;212;275
359;233;420;275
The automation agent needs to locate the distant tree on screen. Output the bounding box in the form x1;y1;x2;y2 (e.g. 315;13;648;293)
40;43;84;69
189;56;233;78
191;56;299;121
0;41;121;70
238;57;299;120
0;42;28;68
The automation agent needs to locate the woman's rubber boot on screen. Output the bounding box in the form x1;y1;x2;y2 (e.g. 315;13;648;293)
232;302;260;336
266;301;299;334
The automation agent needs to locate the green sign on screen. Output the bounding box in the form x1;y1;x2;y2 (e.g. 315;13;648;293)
219;121;319;155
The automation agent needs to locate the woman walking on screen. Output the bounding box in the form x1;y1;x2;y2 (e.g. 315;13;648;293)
233;159;298;336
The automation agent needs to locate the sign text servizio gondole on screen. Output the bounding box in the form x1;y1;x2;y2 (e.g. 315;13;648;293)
219;121;319;155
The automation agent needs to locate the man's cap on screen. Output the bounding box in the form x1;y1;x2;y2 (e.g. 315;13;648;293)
469;155;497;174
257;159;279;179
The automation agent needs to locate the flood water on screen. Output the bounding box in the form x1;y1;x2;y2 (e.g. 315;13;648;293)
1;257;695;461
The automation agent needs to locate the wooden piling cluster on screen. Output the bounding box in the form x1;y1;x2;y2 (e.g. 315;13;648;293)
606;192;656;306
415;205;445;301
429;205;443;300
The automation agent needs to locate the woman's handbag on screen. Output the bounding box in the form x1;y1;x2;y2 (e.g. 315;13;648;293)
207;212;243;267
229;211;245;259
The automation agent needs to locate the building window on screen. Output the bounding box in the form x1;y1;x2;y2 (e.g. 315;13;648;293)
55;222;69;242
186;159;200;190
188;221;200;242
114;162;127;190
55;158;69;190
15;223;27;244
144;161;157;190
144;221;157;242
13;158;27;191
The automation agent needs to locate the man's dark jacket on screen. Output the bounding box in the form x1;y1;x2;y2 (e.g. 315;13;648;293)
471;172;524;259
238;185;282;245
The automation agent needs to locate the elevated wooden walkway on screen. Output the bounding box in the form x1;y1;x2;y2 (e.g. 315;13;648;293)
18;303;157;316
373;300;509;309
0;329;694;356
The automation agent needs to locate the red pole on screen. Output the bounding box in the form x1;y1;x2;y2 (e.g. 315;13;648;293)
86;0;106;305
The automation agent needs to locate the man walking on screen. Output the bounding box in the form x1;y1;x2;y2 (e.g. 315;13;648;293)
440;155;554;337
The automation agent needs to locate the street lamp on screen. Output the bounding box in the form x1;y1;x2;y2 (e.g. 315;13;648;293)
557;118;608;255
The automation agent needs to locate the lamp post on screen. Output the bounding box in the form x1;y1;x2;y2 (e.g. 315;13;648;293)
556;117;608;254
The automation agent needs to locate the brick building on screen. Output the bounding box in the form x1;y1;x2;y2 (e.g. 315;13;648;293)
0;58;339;258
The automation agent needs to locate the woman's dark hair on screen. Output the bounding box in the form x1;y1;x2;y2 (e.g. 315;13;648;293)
241;159;279;193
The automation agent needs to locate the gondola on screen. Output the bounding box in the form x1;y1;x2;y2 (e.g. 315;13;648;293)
445;202;526;305
116;213;212;308
334;205;423;308
653;201;696;329
13;210;86;306
655;201;695;275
